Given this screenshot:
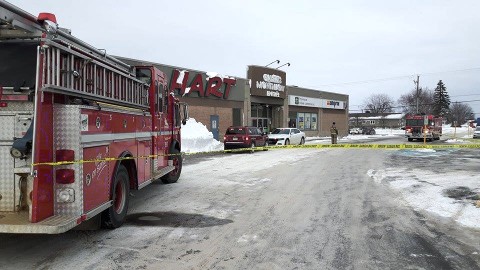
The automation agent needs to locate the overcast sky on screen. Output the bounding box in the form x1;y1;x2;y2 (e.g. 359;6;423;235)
11;0;480;116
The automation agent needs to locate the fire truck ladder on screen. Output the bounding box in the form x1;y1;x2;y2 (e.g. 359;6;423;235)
41;41;149;110
0;0;149;110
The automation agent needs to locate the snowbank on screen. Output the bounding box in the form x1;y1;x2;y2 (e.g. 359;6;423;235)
181;118;223;153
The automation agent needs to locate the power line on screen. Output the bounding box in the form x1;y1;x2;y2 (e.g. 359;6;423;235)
315;75;413;87
421;67;480;76
450;94;480;98
314;67;480;87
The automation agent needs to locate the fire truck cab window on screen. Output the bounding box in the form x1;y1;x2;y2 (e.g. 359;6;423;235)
136;68;152;84
155;81;163;112
0;43;37;91
164;87;169;110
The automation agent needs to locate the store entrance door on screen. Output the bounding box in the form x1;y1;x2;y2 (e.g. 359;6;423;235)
210;115;219;140
252;118;269;133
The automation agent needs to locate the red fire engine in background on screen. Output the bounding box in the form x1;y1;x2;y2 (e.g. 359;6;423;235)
404;114;442;142
0;1;188;233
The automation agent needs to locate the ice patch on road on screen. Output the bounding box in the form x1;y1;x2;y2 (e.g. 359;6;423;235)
367;168;480;229
182;148;322;182
445;138;468;143
168;228;186;239
410;253;434;258
415;148;436;153
237;234;258;243
242;177;272;187
367;169;385;184
394;148;458;158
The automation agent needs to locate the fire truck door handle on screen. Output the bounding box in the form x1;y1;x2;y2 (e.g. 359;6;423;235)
17;117;32;121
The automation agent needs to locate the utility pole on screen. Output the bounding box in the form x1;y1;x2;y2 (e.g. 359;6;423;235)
414;75;420;114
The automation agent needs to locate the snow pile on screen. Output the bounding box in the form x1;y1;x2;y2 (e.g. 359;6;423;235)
374;128;405;135
369;167;480;229
445;138;468;144
181;118;223;153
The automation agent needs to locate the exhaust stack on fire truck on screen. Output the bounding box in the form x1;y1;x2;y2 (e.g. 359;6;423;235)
0;1;189;233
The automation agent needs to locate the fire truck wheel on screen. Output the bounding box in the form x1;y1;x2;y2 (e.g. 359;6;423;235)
102;164;130;229
161;148;182;184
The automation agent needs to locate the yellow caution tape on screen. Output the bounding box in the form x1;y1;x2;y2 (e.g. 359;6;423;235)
31;143;480;167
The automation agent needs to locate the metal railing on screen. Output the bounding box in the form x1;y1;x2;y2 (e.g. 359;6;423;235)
42;43;149;109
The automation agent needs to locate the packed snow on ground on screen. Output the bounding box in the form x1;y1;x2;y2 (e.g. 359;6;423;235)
369;165;480;230
181;119;480;230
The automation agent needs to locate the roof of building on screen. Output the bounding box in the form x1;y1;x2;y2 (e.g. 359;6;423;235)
349;113;404;120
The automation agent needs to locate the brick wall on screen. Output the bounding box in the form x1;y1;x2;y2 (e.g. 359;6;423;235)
320;109;348;136
188;105;234;141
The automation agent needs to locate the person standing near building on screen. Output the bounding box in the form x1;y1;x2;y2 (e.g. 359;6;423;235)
330;122;338;144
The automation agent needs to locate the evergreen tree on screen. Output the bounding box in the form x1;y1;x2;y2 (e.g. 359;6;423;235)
433;80;450;117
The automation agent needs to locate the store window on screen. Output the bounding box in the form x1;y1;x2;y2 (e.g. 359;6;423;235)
293;112;318;131
311;114;317;130
298;113;305;129
305;114;311;129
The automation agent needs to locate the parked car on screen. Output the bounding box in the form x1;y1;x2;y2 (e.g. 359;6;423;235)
473;126;480;139
267;128;305;145
223;126;268;152
362;127;376;135
349;127;362;134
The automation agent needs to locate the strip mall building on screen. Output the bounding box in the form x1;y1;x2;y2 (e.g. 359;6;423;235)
120;57;349;140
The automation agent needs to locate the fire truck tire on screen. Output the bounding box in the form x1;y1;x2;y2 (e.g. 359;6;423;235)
102;164;130;229
161;148;182;184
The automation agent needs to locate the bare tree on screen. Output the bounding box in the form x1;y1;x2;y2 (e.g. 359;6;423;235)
447;102;473;126
397;87;434;115
362;93;395;113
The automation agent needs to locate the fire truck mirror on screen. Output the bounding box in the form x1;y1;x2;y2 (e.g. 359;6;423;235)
181;103;189;125
10;121;34;159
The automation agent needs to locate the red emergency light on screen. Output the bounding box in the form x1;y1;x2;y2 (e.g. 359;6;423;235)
37;13;57;23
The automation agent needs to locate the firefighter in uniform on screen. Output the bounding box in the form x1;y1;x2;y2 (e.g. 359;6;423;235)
330;122;338;144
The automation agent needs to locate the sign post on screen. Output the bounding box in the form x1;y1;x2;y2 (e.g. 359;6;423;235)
423;115;428;144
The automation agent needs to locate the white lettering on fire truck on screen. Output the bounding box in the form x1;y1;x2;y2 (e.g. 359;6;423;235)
91;153;107;181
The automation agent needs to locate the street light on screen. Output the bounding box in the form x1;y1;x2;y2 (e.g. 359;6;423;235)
276;62;290;69
266;60;280;67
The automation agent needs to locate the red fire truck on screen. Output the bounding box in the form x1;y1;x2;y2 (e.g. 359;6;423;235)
404;114;442;142
0;2;188;233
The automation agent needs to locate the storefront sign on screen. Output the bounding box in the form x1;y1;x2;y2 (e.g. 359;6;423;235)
169;69;237;99
288;95;321;107
323;99;345;109
247;66;286;99
289;95;345;110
